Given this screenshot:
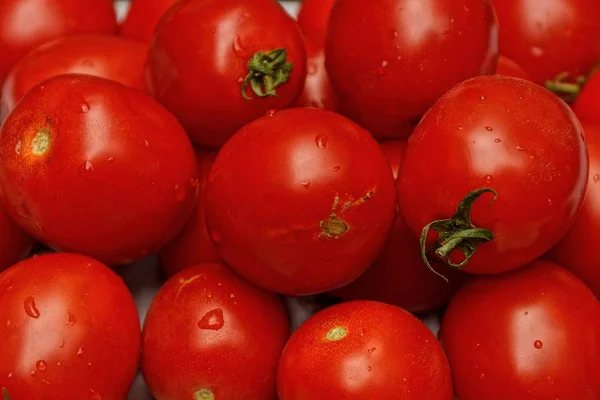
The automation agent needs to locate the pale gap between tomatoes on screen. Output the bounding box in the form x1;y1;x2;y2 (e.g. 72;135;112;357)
319;190;375;239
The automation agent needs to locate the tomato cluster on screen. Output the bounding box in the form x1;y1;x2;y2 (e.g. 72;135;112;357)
0;0;599;399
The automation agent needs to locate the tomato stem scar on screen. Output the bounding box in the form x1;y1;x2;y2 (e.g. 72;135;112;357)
325;327;347;341
194;389;214;400
31;129;51;156
241;48;293;100
2;388;9;400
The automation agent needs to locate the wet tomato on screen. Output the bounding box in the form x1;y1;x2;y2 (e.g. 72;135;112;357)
1;35;148;120
0;0;117;87
142;262;289;400
440;260;600;399
0;206;33;272
278;300;453;399
332;140;466;313
205;108;397;295
159;150;221;278
326;0;498;139
0;253;141;400
572;69;600;126
147;0;307;148
296;39;339;111
120;0;179;43
495;55;530;80
398;75;588;275
0;74;198;266
297;0;336;46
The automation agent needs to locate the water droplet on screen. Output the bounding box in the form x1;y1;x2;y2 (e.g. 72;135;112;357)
368;347;376;353
534;340;544;349
6;320;10;327
484;126;493;132
24;296;40;319
301;181;310;188
175;184;186;202
30;370;37;377
88;362;92;368
68;90;90;113
90;389;102;400
81;60;94;68
390;30;399;38
594;174;600;183
480;373;485;378
85;160;94;171
367;365;373;372
232;35;246;56
516;145;524;151
266;109;276;117
77;346;85;356
7;373;12;378
210;230;222;243
458;126;463;131
530;46;544;57
198;308;224;330
307;61;318;76
484;175;493;184
144;140;149;147
36;360;47;372
59;338;65;348
332;165;341;172
494;138;502;143
66;311;76;327
547;199;553;206
381;60;389;68
229;293;235;299
524;311;529;316
315;134;328;148
211;28;217;34
15;141;21;155
107;157;115;164
480;95;486;100
57;362;62;367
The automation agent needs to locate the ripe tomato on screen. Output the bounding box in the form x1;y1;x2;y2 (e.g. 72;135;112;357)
0;74;198;266
297;0;336;46
572;69;600;126
0;206;33;272
142;262;289;400
495;55;530;80
0;253;141;400
547;123;600;297
147;0;307;148
278;300;453;399
120;0;179;43
159;150;221;278
440;260;600;399
332;140;467;313
398;75;588;275
1;35;148;120
296;39;339;111
491;0;600;85
205;108;397;295
325;0;498;140
0;0;117;87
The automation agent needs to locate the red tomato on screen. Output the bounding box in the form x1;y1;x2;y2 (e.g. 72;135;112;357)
205;108;397;295
1;35;148;120
297;0;336;46
325;0;498;140
278;300;453;399
547;123;600;297
296;39;339;111
398;75;588;275
120;0;179;43
0;253;141;400
0;74;198;266
142;262;289;400
572;69;600;126
495;55;530;80
0;0;117;87
147;0;307;148
440;260;600;399
492;0;600;85
159;150;221;278
332;140;466;313
0;205;33;272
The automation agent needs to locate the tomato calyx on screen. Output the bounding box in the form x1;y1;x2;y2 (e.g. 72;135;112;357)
194;389;214;400
2;388;9;400
545;72;586;103
241;48;293;100
420;188;497;280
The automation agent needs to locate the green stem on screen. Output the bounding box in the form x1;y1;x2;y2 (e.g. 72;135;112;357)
241;48;293;100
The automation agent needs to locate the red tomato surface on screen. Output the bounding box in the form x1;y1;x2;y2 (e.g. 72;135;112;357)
159;150;221;278
0;0;117;87
297;0;336;46
325;0;498;139
547;123;600;297
205;108;397;295
332;140;467;313
1;35;148;120
492;0;600;85
440;260;600;399
120;0;179;43
398;75;588;275
278;300;453;399
296;39;339;111
0;206;33;272
0;253;141;400
495;55;530;80
147;0;307;148
0;74;198;266
142;262;289;400
572;69;600;126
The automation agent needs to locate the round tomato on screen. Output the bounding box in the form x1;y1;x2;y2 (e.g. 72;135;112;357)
278;300;453;399
332;140;467;313
297;0;336;46
205;108;397;295
325;0;498;140
142;262;289;400
0;74;198;266
0;253;141;400
398;75;588;275
572;69;600;126
147;0;307;148
547;123;600;297
295;39;339;112
1;35;148;120
159;150;221;278
120;0;179;43
0;0;117;87
495;55;530;80
492;0;600;85
440;260;600;399
0;206;33;272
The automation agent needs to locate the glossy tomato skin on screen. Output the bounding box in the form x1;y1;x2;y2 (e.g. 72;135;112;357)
0;0;117;87
278;300;453;399
572;70;600;126
142;262;289;400
496;55;530;80
297;0;336;46
0;74;198;266
326;0;498;140
492;0;600;84
147;0;307;148
440;260;600;399
0;205;33;271
159;150;221;278
547;123;600;297
332;140;467;313
398;75;588;275
0;253;141;400
296;39;339;112
120;0;179;43
205;108;397;295
1;35;148;120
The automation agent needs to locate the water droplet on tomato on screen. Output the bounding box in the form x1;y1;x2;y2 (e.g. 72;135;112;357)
144;140;149;147
6;320;10;327
175;184;186;202
232;36;246;56
390;30;399;38
59;338;65;348
458;126;463;131
266;109;276;117
210;230;222;243
198;308;224;330
301;181;310;188
15;141;21;155
24;296;40;319
484;126;493;132
7;373;12;378
66;311;76;327
107;157;115;164
89;389;102;400
594;174;600;183
524;311;529;316
516;145;525;151
81;60;94;68
534;340;544;349
368;347;376;353
484;175;493;184
36;360;47;372
547;199;553;206
530;46;544;57
480;95;486;100
367;365;373;372
85;160;94;171
77;346;85;356
494;138;501;143
68;90;90;113
307;61;318;76
332;165;341;172
30;370;37;377
315;134;328;148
